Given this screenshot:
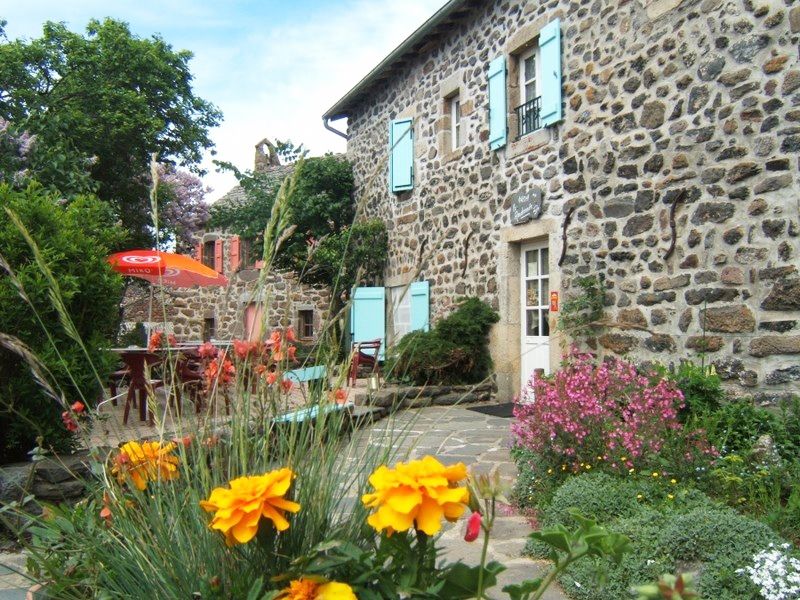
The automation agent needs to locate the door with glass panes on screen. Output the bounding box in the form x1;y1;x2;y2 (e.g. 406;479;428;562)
520;243;550;391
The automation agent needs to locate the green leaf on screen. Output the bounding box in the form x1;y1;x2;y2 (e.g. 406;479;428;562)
436;561;505;599
502;578;543;600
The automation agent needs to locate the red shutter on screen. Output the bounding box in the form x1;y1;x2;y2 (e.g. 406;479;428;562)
214;239;224;273
195;243;202;262
230;236;240;272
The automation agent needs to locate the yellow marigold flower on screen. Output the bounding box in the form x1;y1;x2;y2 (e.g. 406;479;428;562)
361;456;468;536
278;578;356;600
111;440;180;491
200;468;300;546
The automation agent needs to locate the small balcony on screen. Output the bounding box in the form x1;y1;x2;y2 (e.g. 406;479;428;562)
515;96;542;138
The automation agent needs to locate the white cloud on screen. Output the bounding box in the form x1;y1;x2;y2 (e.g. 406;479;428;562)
193;0;448;200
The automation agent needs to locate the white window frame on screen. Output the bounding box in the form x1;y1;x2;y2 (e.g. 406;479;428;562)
519;45;540;106
450;95;463;151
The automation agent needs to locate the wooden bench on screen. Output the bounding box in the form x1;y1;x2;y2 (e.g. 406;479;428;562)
283;365;328;400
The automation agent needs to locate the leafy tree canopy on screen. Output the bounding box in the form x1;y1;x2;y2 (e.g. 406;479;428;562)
0;183;125;462
209;154;387;296
0;18;222;246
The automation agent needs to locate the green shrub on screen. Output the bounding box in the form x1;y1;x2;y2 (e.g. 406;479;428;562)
671;360;724;419
525;473;781;599
556;509;671;600
659;507;778;598
0;184;124;462
541;472;640;527
387;297;499;385
703;399;786;457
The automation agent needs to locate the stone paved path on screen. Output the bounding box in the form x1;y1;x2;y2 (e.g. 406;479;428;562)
351;405;567;599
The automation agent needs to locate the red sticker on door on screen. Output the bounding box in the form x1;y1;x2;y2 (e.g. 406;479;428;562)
550;291;559;312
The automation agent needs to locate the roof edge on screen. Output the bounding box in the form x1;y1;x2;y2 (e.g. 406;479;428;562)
323;0;469;122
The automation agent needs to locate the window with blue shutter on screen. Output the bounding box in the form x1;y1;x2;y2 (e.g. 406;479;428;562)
409;281;430;332
351;287;386;358
488;55;507;150
390;119;414;192
538;18;562;127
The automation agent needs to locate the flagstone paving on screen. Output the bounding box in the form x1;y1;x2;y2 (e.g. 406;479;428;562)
350;405;567;599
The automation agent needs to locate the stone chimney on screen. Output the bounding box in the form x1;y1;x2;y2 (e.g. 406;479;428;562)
254;138;282;172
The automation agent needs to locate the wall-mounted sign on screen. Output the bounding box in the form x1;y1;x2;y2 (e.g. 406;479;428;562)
550;291;559;312
510;187;544;225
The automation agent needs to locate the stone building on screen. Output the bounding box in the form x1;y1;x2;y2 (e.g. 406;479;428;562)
121;145;331;343
323;0;800;401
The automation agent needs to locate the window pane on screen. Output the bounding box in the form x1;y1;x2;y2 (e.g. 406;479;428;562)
524;55;536;82
525;250;538;277
541;248;549;275
542;310;550;337
526;280;538;307
525;82;536;101
526;309;539;336
541;278;549;306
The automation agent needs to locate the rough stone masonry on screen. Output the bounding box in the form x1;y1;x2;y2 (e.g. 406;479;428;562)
341;0;800;401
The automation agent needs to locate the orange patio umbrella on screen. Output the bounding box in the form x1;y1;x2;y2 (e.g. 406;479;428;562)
107;249;228;287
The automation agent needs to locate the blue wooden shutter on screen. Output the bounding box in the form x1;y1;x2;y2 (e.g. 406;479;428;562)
488;55;507;150
539;19;563;127
351;287;386;358
409;281;430;332
390;119;414;192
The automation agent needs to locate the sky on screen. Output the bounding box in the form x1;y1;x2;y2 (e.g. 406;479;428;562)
2;0;448;201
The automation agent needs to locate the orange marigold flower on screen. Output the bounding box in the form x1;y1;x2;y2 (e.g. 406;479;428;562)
111;441;180;491
199;468;300;546
277;578;356;600
362;455;469;536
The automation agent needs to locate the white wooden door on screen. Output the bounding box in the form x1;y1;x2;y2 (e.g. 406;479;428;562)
520;244;551;391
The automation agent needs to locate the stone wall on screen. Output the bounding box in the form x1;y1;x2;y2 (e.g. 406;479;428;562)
344;0;800;401
121;231;331;342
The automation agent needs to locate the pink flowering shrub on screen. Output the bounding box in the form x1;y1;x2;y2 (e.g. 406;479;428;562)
513;351;693;472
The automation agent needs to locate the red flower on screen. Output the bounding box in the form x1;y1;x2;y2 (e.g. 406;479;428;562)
464;511;482;542
167;334;178;347
71;401;85;413
61;411;78;432
332;388;348;404
286;327;297;342
265;371;278;385
287;345;297;361
280;379;293;393
233;339;251;361
198;342;218;359
147;330;163;352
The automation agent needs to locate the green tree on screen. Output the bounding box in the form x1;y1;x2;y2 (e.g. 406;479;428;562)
0;18;221;246
0;184;125;462
210;154;387;297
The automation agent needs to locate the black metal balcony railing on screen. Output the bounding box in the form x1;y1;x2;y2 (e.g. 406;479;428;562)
515;95;542;138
